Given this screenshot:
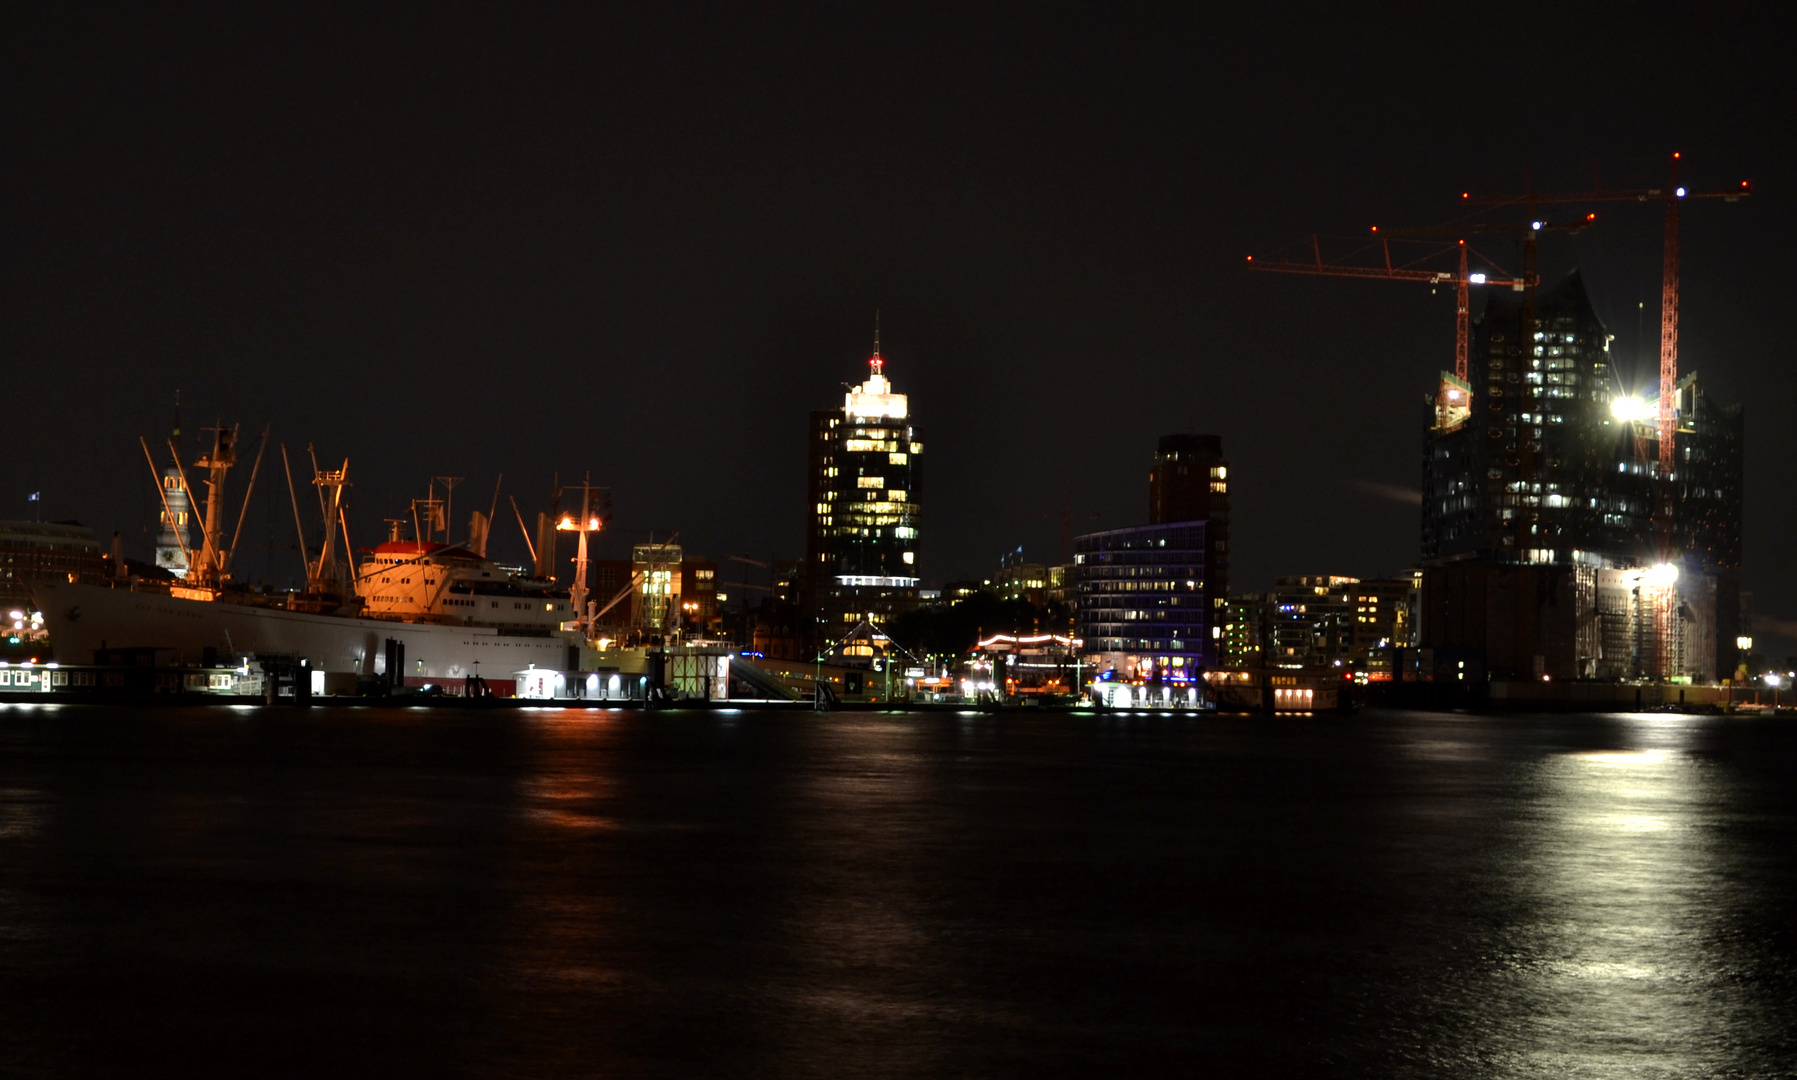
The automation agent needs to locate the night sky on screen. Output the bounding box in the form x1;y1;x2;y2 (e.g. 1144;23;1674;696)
8;6;1794;655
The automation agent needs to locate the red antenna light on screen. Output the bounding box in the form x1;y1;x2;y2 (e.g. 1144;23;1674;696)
870;310;884;376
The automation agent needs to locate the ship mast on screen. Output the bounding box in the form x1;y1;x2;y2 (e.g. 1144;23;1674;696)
311;457;351;591
155;424;239;590
556;479;605;633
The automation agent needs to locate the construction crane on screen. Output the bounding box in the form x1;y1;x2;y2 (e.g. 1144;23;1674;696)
1248;235;1528;383
1464;154;1751;680
1462;155;1751;491
1252;214;1594;558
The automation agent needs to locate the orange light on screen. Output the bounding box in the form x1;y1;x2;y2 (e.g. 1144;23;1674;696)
1673;151;1681;159
1370;225;1378;232
1246;254;1253;261
1462;192;1469;199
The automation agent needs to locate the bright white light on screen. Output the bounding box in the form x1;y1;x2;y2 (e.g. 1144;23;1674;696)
1468;272;1487;284
1643;563;1680;588
1532;220;1543;230
1676;187;1686;197
1610;396;1656;423
1767;674;1784;689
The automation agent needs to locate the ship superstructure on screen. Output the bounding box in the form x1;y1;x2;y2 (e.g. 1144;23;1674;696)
34;424;595;694
357;537;572;630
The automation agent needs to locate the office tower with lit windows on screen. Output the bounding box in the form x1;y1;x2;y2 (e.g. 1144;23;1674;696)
803;339;923;644
1149;433;1230;630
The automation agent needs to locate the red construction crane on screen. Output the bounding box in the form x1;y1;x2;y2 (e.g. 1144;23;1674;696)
1253;214;1594;559
1248;211;1591;384
1465;155;1751;679
1247;237;1525;382
1462;155;1752;483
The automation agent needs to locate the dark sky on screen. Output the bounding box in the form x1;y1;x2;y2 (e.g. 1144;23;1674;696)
7;4;1794;654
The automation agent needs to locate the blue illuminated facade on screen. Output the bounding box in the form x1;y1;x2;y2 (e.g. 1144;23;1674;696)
1072;521;1213;666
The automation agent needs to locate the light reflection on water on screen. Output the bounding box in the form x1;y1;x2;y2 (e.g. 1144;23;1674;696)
1502;721;1730;1073
1388;714;1793;1078
2;706;1795;1077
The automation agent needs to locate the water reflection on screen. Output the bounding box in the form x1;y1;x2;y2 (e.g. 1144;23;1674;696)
1475;716;1755;1075
5;706;1794;1077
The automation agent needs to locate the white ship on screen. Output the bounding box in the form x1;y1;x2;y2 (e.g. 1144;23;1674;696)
33;424;589;695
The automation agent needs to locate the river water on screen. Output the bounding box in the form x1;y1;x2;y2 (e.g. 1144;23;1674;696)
2;704;1795;1078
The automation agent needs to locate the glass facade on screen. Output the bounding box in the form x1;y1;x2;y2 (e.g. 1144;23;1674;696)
1072;521;1211;664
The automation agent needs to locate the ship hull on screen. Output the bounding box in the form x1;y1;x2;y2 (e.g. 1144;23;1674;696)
32;580;578;689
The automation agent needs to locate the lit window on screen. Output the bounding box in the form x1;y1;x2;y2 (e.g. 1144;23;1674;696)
858;476;884;489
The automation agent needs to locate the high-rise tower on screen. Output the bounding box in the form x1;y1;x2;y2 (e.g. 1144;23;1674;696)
804;332;923;645
1149;433;1229;631
1417;270;1744;681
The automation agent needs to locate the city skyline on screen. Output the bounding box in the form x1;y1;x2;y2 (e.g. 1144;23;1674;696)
6;7;1792;658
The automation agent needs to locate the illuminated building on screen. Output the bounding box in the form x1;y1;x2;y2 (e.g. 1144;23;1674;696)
804;335;923;641
1149;433;1230;627
1071;521;1212;671
972;632;1084;702
1;520;103;611
154;467;194;578
1417;271;1745;681
1221;575;1414;675
586;546;720;636
1220;591;1270;668
995;547;1060;608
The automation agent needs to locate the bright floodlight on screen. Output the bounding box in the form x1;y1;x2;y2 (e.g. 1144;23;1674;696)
1644;563;1680;588
1676;187;1687;197
1768;674;1784;689
1468;272;1487;284
1610;396;1655;423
